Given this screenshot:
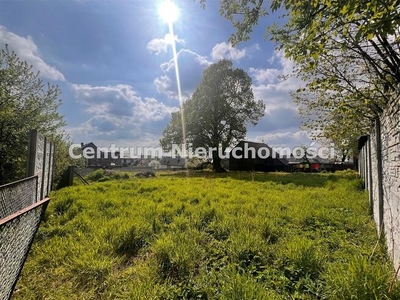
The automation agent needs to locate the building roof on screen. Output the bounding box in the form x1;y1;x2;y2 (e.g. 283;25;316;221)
286;155;335;165
81;142;97;149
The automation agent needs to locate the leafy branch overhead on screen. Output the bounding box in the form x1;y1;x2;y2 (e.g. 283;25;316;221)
200;0;400;153
160;59;265;171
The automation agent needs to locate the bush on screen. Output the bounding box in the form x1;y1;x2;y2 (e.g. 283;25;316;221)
85;169;104;181
97;177;110;182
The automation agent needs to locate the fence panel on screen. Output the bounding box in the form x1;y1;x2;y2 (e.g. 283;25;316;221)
0;176;38;220
0;197;50;300
358;97;400;275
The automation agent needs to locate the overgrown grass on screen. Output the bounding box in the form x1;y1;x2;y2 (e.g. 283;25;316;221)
13;171;400;299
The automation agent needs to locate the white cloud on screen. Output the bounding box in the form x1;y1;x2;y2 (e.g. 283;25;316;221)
154;49;211;99
71;83;175;121
147;34;185;55
252;131;312;148
249;50;302;113
69;83;177;143
245;50;309;147
249;67;281;84
211;42;247;61
0;25;65;81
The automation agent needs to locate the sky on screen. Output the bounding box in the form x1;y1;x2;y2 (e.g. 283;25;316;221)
0;0;312;150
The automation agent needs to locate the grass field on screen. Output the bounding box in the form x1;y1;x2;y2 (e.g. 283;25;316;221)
13;170;400;299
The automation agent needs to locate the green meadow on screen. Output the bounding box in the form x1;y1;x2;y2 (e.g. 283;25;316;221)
13;171;400;299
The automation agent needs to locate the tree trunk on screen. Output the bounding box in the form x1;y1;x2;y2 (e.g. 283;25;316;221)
341;149;347;163
212;148;223;172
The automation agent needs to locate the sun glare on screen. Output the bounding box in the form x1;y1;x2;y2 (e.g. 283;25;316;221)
158;0;186;147
159;1;179;23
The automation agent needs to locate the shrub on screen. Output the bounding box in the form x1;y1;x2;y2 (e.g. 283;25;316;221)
85;169;104;181
97;177;110;182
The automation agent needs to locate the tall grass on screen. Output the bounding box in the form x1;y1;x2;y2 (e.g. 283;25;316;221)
13;171;400;299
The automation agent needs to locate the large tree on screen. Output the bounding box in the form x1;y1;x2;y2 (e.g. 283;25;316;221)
160;59;265;171
200;0;400;152
0;46;66;184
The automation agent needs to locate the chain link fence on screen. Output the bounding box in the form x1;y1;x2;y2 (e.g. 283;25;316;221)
0;176;48;300
0;197;49;300
0;176;38;220
0;129;54;299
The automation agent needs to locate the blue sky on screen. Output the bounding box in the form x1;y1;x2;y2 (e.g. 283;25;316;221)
0;0;312;149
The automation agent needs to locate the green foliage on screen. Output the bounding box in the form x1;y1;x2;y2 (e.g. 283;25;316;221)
202;0;400;153
160;60;265;171
279;237;324;283
112;225;150;257
113;172;131;180
212;265;273;299
324;256;400;299
121;172;130;179
14;172;400;299
53;197;74;216
85;169;105;181
186;157;209;170
53;138;86;189
0;46;66;184
153;230;204;281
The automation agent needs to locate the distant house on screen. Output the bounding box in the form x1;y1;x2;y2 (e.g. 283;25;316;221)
148;160;161;169
286;155;337;172
81;142;120;167
160;157;186;169
120;156;139;167
229;141;290;172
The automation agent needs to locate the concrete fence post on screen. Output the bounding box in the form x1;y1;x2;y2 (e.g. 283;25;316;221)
375;118;384;233
26;130;54;201
367;136;373;214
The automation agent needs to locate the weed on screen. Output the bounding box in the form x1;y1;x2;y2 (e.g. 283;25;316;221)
113;225;150;257
324;256;400;299
53;196;74;215
14;172;400;299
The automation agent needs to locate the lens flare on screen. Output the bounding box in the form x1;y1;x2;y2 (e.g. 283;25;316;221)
159;1;179;24
159;1;186;151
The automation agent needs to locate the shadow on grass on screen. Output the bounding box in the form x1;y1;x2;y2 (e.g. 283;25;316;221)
158;171;344;188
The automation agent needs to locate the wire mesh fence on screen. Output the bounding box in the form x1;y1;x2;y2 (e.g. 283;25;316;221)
0;130;54;299
0;176;38;220
0;197;49;300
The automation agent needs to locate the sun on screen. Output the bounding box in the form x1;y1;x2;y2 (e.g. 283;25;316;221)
159;0;179;24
